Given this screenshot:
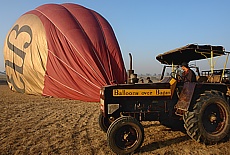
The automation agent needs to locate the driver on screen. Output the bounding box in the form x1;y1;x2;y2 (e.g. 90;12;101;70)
181;62;196;82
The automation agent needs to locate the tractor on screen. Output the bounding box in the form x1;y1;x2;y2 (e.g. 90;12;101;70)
99;44;230;154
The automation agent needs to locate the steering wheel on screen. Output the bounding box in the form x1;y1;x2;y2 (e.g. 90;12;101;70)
170;72;183;82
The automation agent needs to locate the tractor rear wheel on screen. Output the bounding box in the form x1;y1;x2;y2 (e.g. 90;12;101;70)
107;116;144;154
183;90;230;144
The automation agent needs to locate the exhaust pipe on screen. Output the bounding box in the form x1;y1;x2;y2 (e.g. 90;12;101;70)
129;53;133;71
127;53;138;84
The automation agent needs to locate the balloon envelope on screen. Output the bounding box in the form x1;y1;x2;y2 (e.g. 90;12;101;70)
4;3;127;102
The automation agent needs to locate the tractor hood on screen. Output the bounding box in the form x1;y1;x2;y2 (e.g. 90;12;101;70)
156;44;225;65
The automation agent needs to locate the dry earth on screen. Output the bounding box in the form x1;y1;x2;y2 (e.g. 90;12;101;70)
0;76;230;155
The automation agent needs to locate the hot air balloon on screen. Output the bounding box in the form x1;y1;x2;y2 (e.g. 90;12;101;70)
3;3;127;102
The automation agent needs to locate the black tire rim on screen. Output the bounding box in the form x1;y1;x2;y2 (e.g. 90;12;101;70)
202;103;227;134
115;125;139;150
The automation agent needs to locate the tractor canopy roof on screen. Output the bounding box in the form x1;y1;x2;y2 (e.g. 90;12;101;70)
156;44;226;65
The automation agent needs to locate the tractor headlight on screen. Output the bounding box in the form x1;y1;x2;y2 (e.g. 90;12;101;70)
100;89;104;99
100;98;104;111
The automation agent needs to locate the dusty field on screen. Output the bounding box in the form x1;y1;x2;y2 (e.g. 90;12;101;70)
0;79;230;154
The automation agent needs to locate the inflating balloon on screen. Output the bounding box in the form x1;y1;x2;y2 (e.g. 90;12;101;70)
4;3;127;102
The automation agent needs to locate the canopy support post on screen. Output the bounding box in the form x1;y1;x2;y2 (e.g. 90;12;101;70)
221;52;229;82
211;48;214;74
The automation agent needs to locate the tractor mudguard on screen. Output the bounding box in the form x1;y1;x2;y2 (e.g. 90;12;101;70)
174;82;196;115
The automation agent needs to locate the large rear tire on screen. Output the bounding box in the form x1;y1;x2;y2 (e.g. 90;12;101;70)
183;90;230;144
107;116;144;154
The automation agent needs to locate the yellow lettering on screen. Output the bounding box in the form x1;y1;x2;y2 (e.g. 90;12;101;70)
113;89;171;96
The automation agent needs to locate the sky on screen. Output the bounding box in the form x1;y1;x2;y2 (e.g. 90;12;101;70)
0;0;230;74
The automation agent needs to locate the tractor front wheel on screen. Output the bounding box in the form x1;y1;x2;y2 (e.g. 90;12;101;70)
107;116;144;154
98;113;110;132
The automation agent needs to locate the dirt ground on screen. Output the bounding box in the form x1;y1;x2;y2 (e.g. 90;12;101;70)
0;79;230;155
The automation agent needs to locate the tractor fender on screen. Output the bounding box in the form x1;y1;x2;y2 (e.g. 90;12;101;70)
174;82;196;115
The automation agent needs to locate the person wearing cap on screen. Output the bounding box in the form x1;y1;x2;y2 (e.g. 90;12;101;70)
181;62;196;82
